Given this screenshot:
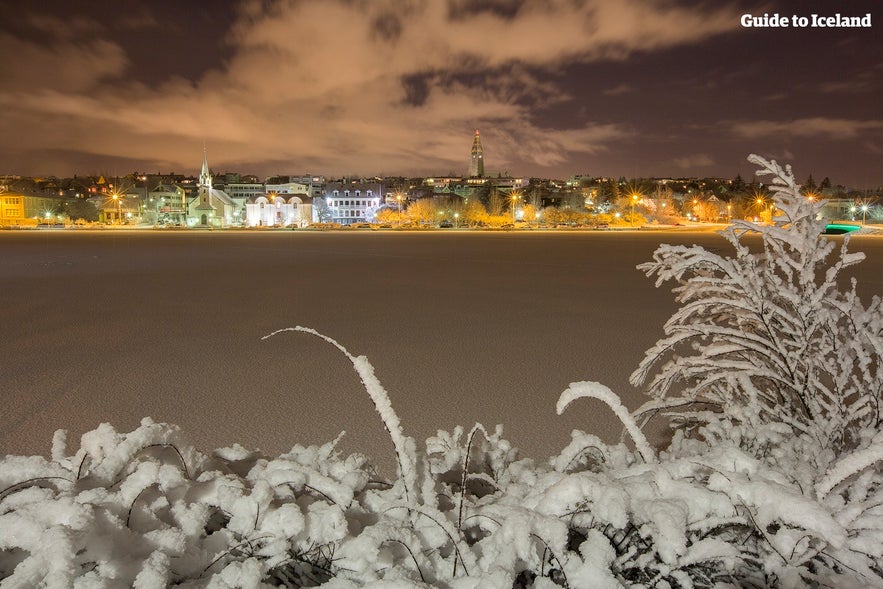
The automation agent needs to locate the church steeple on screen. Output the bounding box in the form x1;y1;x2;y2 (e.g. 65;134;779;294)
199;144;212;191
469;129;484;178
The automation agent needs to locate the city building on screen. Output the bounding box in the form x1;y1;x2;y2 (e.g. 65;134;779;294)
95;193;141;224
0;192;70;225
245;194;313;227
265;176;311;195
288;175;326;199
148;183;187;226
225;182;265;201
323;182;383;225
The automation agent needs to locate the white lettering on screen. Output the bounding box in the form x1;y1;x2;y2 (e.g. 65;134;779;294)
741;13;789;27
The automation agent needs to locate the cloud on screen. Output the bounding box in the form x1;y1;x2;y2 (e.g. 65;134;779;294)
818;71;878;95
26;14;104;39
673;154;715;169
0;33;128;93
730;118;883;140
603;84;633;96
2;0;743;176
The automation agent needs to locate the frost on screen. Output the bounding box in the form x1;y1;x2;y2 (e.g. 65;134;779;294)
557;380;656;464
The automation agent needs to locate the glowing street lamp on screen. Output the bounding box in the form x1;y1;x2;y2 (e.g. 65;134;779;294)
631;193;639;218
396;192;403;213
454;212;459;228
112;192;122;224
511;192;520;223
860;203;869;225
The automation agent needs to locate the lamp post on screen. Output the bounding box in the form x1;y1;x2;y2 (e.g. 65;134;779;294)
631;194;638;219
511;192;519;224
112;193;121;224
454;212;459;228
861;204;869;225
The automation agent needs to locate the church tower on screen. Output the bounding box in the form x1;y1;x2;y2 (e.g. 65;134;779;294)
469;130;484;178
199;144;213;191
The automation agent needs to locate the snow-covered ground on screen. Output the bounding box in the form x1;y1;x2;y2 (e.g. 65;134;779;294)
1;229;881;476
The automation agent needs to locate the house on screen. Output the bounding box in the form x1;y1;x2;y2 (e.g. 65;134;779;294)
323;182;383;225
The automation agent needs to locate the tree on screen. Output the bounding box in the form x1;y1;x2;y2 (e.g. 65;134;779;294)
406;198;437;225
313;198;333;222
486;187;504;216
462;199;487;227
57;198;98;222
375;207;403;225
521;203;538;224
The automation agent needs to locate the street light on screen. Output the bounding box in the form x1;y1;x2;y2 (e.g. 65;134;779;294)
396;192;403;213
861;204;869;225
631;193;639;219
454;212;459;228
112;193;121;224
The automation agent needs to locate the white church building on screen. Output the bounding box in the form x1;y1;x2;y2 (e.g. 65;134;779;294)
245;194;313;227
188;148;244;227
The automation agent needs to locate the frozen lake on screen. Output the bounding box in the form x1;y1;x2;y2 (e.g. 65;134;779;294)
2;229;882;474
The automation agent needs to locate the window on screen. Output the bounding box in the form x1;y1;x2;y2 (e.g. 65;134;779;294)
367;190;373;197
355;190;361;197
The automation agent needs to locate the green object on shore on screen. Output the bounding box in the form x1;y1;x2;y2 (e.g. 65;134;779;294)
823;223;861;235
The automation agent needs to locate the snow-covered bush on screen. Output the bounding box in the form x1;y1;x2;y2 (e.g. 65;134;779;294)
2;156;882;587
631;155;882;465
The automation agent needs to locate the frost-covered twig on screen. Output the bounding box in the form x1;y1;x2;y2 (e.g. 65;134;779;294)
817;432;883;499
556;381;656;464
263;326;418;504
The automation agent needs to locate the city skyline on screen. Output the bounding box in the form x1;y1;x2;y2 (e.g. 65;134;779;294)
1;0;881;187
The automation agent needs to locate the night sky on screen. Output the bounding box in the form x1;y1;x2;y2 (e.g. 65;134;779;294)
1;0;881;186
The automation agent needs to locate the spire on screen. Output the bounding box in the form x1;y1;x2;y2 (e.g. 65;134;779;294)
199;143;212;191
469;129;484;178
